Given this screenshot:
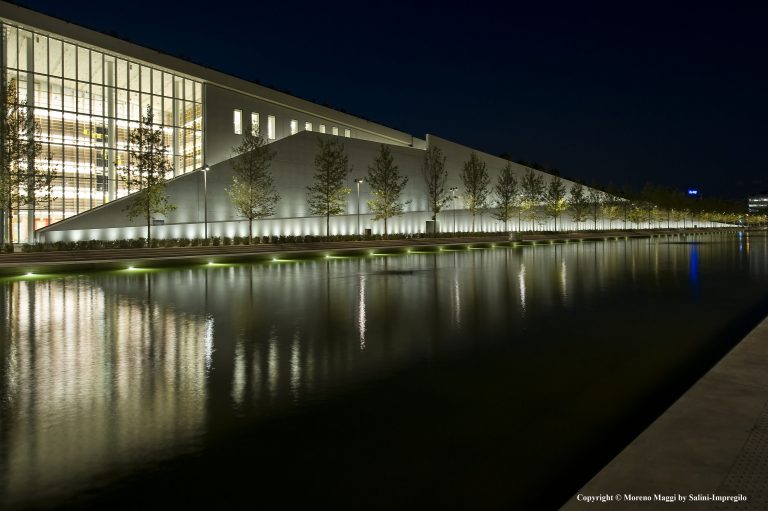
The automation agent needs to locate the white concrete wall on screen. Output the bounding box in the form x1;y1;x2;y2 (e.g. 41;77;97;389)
204;85;415;167
38;131;701;243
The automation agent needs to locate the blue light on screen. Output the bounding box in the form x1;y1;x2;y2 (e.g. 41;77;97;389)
687;189;699;196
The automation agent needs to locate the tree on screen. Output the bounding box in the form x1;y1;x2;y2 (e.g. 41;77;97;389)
604;202;622;229
544;175;568;231
568;183;589;230
492;162;520;231
460;152;490;232
520;169;544;230
366;144;408;237
123;106;176;241
0;78;53;244
421;145;448;230
627;201;646;228
307;138;351;237
586;187;604;230
227;125;279;243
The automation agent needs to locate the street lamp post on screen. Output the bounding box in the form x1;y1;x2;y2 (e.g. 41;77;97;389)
354;178;364;236
203;164;210;240
450;187;458;233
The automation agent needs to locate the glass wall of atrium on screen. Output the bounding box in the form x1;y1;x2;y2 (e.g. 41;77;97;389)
2;22;204;243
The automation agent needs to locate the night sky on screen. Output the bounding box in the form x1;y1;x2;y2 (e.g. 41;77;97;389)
14;1;768;199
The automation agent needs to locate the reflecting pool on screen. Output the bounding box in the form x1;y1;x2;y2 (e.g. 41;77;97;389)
1;232;767;509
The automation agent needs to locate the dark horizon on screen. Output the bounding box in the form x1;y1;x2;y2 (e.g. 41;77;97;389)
10;0;768;200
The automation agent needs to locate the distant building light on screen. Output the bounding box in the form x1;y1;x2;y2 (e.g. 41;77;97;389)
687;189;699;196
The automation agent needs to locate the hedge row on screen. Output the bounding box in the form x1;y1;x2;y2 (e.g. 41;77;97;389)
13;231;517;253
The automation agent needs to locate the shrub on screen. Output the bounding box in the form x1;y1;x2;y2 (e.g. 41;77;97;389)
202;238;210;246
21;243;33;253
223;237;232;246
212;236;221;246
191;238;200;246
179;238;190;247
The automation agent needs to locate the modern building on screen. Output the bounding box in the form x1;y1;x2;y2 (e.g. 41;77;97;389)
748;193;768;215
0;2;635;243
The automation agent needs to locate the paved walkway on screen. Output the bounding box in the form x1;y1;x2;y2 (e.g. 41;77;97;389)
0;229;727;277
561;315;768;510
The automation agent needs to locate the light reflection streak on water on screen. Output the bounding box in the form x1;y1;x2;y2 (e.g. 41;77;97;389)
358;274;367;351
560;259;567;300
519;263;527;312
453;273;461;327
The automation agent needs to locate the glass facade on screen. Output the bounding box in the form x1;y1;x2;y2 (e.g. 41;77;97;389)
2;22;204;242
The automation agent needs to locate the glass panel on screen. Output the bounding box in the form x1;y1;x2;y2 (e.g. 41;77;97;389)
163;72;173;97
162;96;173;125
319;124;326;134
129;91;140;120
77;47;89;81
34;75;48;108
63;79;76;111
344;128;351;138
77;82;90;114
128;63;139;90
90;50;103;84
116;58;127;88
140;65;151;93
49;38;62;76
152;69;162;95
49;77;63;110
251;113;259;134
305;122;312;131
116;89;128;119
140;93;152;119
152;95;162;122
91;85;104;116
332;126;338;136
63;42;76;79
184;79;193;102
290;119;298;135
233;109;242;134
34;34;48;74
194;82;202;103
17;30;31;71
5;25;18;69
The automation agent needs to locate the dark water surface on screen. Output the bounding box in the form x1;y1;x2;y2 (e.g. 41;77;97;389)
1;233;768;510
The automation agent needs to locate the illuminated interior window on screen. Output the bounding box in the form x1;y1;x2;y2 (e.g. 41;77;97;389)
233;109;242;134
332;126;339;136
251;112;259;135
319;124;326;134
290;119;298;135
267;115;276;140
344;128;351;138
305;121;312;131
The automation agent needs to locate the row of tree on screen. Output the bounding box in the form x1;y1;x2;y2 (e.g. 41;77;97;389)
0;76;754;244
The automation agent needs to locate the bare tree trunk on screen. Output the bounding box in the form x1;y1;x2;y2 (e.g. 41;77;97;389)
384;217;387;239
326;214;329;238
249;218;253;244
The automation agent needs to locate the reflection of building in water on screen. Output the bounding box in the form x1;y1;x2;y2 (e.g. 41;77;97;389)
0;278;209;504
